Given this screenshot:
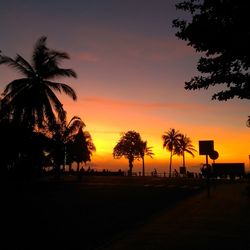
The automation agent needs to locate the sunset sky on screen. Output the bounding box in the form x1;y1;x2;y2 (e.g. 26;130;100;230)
1;0;250;174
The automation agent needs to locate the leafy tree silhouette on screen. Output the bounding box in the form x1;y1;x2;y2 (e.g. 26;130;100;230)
69;128;96;173
113;131;142;176
0;119;49;179
162;128;181;177
139;140;154;177
174;134;196;169
49;116;84;178
0;37;78;178
0;36;77;130
173;1;250;101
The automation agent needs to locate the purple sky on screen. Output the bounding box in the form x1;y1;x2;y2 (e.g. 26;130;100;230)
1;0;250;173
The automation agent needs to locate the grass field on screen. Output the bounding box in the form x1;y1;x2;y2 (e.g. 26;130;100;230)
3;176;207;250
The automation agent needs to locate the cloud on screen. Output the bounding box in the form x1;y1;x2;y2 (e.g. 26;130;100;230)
123;37;194;62
76;52;100;62
83;96;210;112
69;27;195;64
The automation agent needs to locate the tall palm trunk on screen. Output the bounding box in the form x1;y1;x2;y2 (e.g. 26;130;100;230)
169;150;173;177
142;156;145;177
182;151;186;168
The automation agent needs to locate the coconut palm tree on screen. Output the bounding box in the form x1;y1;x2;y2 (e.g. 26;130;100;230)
162;128;181;177
51;116;84;176
140;141;154;177
69;129;96;172
174;134;196;169
0;36;77;130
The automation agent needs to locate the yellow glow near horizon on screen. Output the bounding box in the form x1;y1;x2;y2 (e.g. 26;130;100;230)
62;94;250;173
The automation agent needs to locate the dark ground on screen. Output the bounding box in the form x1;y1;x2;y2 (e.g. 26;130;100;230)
101;181;250;250
2;176;207;250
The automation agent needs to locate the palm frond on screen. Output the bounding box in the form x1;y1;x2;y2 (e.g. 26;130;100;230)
45;86;66;123
15;54;35;76
60;83;77;100
35;36;47;48
49;50;70;60
66;119;84;138
32;36;49;71
175;134;196;157
45;81;77;100
2;78;30;97
185;149;195;157
42;92;57;128
44;80;62;93
45;68;77;79
0;36;78;130
0;55;32;77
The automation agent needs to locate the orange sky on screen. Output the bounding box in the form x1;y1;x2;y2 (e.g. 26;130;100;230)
62;93;250;174
1;0;250;173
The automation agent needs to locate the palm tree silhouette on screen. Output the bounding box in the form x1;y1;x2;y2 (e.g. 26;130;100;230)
174;134;196;169
51;116;84;176
69;129;96;172
0;36;77;130
63;116;85;170
162;128;181;177
140;141;154;177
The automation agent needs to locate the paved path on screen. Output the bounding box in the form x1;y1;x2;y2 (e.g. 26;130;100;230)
101;182;250;250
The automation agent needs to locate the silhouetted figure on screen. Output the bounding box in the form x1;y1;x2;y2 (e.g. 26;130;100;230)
174;169;179;177
153;168;157;177
201;164;212;197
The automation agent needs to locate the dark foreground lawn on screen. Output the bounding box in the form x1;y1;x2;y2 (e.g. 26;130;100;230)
2;176;206;250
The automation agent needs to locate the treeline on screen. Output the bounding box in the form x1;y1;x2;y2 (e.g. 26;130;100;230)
0;37;197;181
0;37;95;180
113;129;196;177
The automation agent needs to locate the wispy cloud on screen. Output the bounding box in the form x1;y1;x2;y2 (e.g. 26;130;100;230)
124;37;194;62
70;27;194;64
75;52;100;62
83;96;210;112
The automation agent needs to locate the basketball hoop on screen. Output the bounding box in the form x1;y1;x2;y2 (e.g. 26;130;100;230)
247;116;250;127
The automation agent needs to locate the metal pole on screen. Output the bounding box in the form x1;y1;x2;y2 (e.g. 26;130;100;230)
206;154;210;198
249;155;250;169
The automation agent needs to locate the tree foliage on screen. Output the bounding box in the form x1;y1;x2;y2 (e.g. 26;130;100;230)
113;131;143;174
162;128;181;177
174;134;196;168
139;140;154;176
0;36;77;130
49;116;85;173
0;37;79;179
173;0;250;101
69;129;96;171
0;118;49;179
